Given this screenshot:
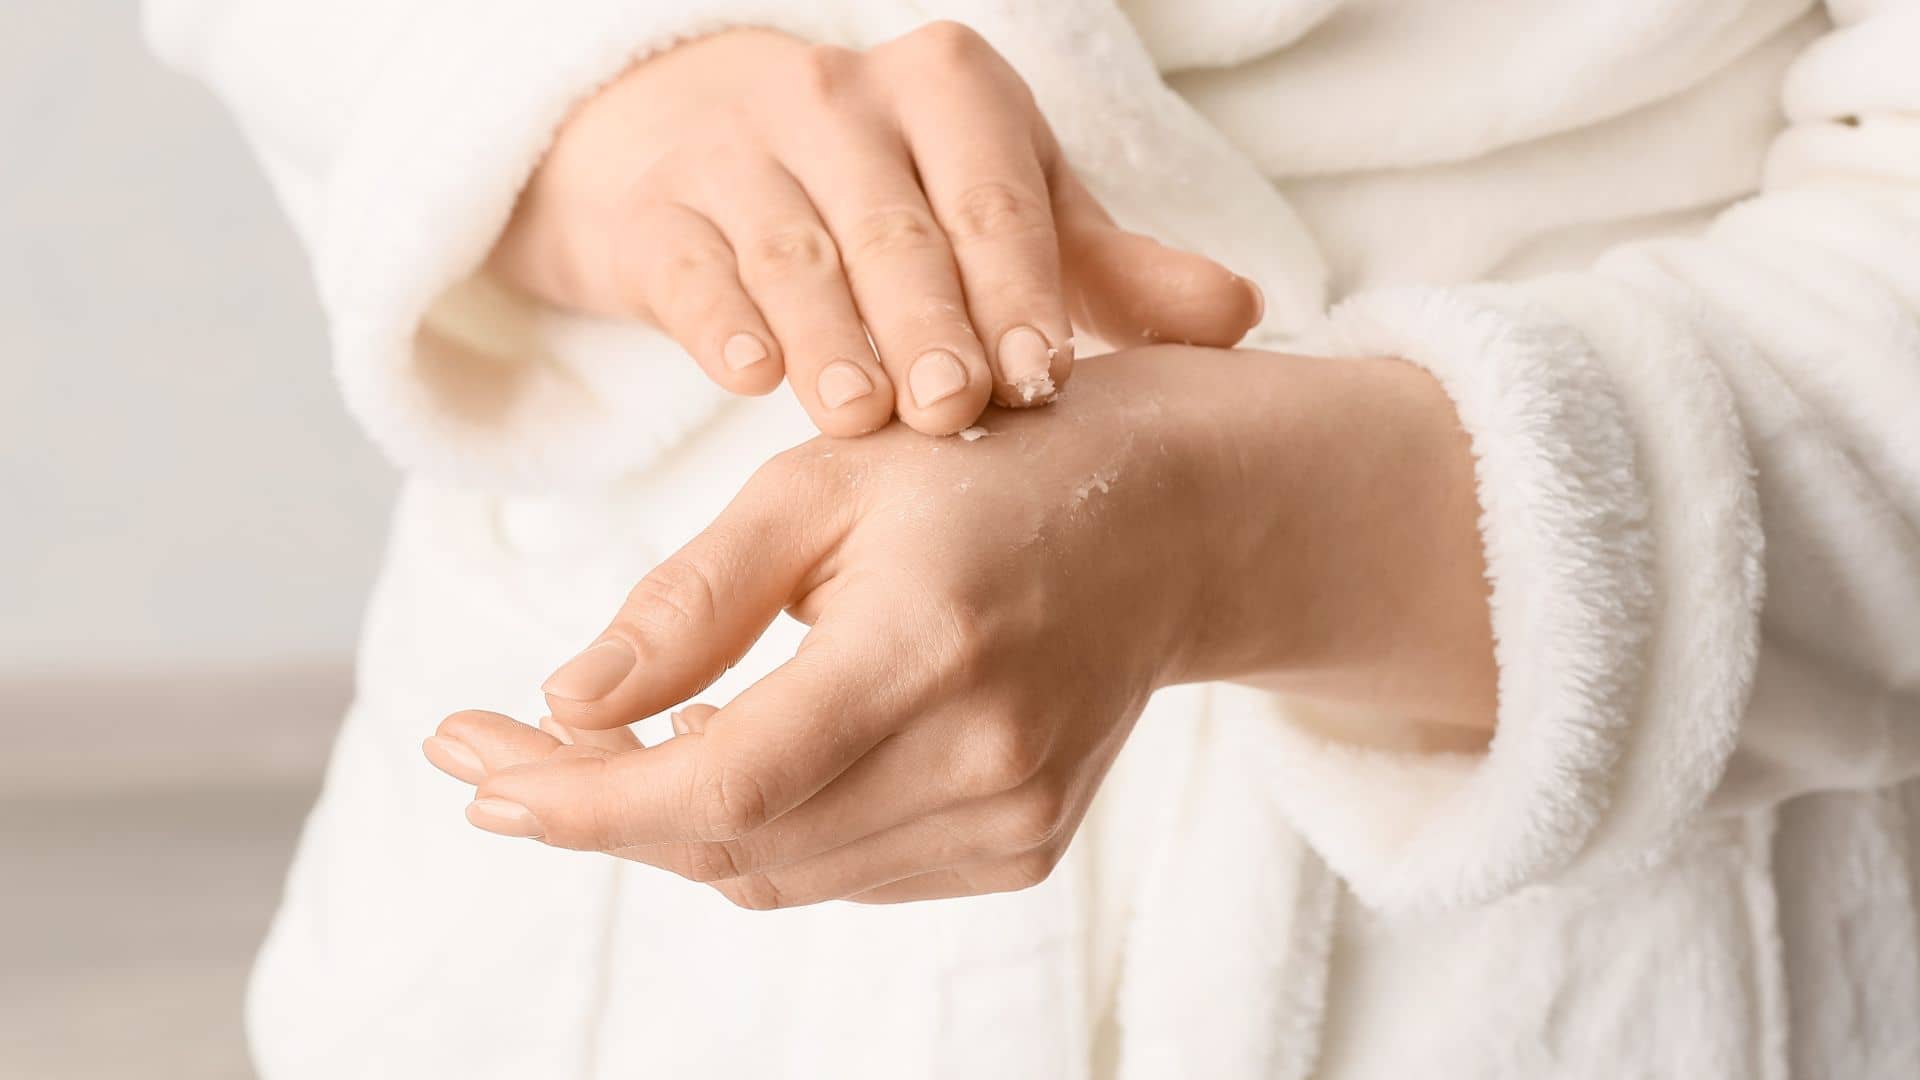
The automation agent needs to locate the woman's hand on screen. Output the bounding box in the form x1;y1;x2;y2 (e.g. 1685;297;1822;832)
488;23;1264;438
423;346;1496;906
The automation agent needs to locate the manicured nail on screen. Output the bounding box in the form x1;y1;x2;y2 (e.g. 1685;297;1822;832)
422;735;483;782
723;332;768;371
467;797;542;838
996;326;1056;404
1244;278;1265;325
670;709;691;737
541;640;635;702
908;349;968;408
817;361;874;409
538;715;573;745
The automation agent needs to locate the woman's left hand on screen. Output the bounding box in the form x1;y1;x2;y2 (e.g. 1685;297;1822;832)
424;345;1496;907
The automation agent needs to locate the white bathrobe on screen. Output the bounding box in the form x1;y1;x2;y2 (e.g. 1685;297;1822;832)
147;0;1920;1076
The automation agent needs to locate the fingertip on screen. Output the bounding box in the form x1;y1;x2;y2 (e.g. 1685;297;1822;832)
1135;266;1263;349
900;381;992;436
473;755;570;803
799;352;893;437
466;796;544;839
475;752;622;848
437;709;519;740
723;366;786;398
671;703;720;737
422;734;484;784
722;331;771;371
1187;267;1264;346
1071;224;1266;348
439;710;563;771
713;332;785;397
546;713;646;752
1207;273;1265;344
1047;333;1076;391
810;377;895;437
989;325;1068;408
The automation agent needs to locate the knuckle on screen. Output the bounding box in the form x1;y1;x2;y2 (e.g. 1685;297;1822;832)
621;560;719;638
936;595;998;670
695;764;771;841
682;840;745;883
790;44;860;101
908;20;988;64
655;244;729;288
967;715;1050;794
748;224;839;279
1000;782;1071;850
946;181;1048;242
719;873;788;912
846;207;943;261
1007;848;1061;890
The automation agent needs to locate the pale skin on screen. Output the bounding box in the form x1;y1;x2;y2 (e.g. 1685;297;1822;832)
423;347;1498;908
426;21;1497;908
488;22;1264;437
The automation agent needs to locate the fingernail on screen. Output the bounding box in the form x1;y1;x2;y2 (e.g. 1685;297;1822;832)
538;715;573;745
817;361;874;409
908;349;968;408
723;332;768;371
996;326;1056;404
670;709;691;737
1244;278;1265;325
467;797;543;839
422;735;483;781
541;640;635;702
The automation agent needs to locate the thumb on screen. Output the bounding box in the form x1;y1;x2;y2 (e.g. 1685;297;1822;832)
540;460;838;731
1054;174;1263;349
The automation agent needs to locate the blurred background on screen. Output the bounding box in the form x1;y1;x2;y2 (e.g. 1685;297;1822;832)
2;4;394;1076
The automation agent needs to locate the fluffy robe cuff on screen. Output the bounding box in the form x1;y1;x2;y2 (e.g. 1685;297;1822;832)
314;1;878;491
1266;284;1765;913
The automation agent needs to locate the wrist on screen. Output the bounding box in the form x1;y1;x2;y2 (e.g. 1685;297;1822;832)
1181;352;1497;734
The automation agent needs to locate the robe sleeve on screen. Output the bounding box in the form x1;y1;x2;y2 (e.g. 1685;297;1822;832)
1259;0;1920;912
143;0;889;490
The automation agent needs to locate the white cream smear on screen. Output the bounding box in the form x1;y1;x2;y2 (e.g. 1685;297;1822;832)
1010;374;1057;404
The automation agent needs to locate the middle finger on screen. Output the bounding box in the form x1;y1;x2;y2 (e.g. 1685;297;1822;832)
684;155;895;436
776;105;994;435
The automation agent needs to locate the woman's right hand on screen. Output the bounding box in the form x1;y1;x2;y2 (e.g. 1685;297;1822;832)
488;21;1264;437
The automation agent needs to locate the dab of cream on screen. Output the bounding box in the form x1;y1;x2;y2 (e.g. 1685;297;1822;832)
1010;341;1064;405
1011;373;1057;405
959;426;991;442
1070;465;1119;505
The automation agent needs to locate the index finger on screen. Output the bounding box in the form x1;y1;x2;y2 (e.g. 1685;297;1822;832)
480;623;908;851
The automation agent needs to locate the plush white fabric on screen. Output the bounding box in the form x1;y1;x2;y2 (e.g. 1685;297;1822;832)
146;0;1920;1076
